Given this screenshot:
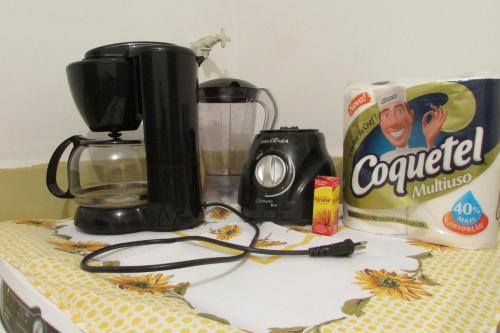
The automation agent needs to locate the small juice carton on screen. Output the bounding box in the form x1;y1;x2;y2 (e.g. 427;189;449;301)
312;176;341;236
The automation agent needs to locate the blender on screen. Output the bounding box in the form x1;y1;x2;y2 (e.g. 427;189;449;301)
198;78;279;204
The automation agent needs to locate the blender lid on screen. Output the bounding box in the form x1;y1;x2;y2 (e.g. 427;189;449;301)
261;127;319;134
199;77;259;103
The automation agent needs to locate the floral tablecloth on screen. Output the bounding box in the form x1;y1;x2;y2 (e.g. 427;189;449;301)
0;209;498;333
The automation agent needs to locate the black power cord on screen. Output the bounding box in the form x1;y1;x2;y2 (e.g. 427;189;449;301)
81;202;366;273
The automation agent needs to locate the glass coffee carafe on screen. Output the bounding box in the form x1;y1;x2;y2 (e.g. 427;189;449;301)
198;78;278;204
46;134;147;209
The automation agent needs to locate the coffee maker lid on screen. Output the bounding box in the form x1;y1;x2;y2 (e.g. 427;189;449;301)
84;41;191;59
199;78;259;103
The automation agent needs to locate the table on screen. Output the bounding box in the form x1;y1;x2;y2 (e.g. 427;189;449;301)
0;209;498;333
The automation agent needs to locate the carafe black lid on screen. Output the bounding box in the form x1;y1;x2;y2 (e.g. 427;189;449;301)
199;77;259;103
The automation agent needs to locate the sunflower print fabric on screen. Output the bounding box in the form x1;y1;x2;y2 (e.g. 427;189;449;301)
49;240;109;255
107;274;176;294
255;234;287;248
208;207;232;220
354;269;432;300
209;224;241;240
15;218;61;229
0;215;498;333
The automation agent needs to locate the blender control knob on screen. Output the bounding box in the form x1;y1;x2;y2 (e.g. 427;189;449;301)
255;155;287;188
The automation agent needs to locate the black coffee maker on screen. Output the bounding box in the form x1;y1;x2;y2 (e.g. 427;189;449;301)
47;42;202;234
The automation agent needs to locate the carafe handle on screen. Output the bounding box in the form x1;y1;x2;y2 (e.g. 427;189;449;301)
46;135;83;198
256;88;279;130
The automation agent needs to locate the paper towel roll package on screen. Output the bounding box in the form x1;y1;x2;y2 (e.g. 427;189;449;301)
343;78;499;248
344;204;408;235
407;156;499;248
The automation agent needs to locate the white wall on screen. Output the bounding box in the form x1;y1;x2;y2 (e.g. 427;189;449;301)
2;0;500;167
231;0;500;157
0;0;234;168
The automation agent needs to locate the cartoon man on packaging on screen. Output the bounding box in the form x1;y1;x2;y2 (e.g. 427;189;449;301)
377;85;447;162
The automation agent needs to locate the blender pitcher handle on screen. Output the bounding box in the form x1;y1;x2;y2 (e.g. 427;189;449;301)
46;135;82;198
257;88;279;130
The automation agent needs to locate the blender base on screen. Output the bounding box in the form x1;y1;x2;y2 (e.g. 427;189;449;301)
241;207;312;226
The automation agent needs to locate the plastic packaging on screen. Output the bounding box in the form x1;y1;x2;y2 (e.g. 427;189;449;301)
343;78;499;249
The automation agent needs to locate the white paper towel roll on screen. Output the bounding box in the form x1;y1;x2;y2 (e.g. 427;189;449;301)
343;204;408;235
408;156;499;249
343;78;499;248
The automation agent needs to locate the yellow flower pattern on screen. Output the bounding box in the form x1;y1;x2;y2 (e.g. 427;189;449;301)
15;219;60;229
256;234;287;248
0;214;497;333
49;240;109;255
209;207;231;220
355;268;432;300
107;274;176;294
209;225;241;240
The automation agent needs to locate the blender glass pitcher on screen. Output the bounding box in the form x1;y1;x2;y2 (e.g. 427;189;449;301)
198;78;278;203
